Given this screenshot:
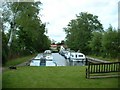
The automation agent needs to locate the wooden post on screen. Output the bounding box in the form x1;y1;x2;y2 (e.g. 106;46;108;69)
99;64;100;72
91;64;92;73
104;64;105;72
109;63;110;72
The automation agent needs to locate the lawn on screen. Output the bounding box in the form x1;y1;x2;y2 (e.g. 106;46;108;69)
2;66;119;88
0;73;2;89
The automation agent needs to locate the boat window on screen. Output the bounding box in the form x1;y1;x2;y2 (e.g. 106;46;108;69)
78;55;83;57
76;55;77;58
71;55;74;57
40;58;46;66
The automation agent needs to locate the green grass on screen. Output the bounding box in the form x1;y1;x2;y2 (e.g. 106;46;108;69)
87;55;118;62
4;54;36;67
0;73;2;89
2;66;118;88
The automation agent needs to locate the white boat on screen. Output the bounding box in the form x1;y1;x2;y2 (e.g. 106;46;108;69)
46;61;57;66
69;52;86;62
30;55;57;66
30;59;40;66
34;54;43;59
44;50;53;60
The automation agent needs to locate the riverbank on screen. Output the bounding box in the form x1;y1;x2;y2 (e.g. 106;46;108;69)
87;55;118;62
2;54;36;72
3;54;36;67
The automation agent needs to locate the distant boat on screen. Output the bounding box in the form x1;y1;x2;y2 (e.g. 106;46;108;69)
29;53;57;66
69;52;86;62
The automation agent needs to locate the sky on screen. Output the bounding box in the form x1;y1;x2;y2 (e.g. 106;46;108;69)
37;0;119;43
1;0;119;42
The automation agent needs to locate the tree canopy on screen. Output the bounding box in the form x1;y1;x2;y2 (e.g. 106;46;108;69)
2;1;51;64
64;12;119;59
64;12;103;54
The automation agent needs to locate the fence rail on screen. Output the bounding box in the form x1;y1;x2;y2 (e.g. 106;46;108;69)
86;62;120;78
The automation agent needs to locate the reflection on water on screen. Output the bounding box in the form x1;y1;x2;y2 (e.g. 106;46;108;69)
28;53;88;66
64;59;86;66
52;53;88;66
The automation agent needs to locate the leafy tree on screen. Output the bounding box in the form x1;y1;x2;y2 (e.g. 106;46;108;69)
41;35;51;51
8;1;50;53
102;25;119;58
64;12;103;54
89;32;103;56
2;1;51;62
2;31;9;65
1;2;10;64
11;2;42;52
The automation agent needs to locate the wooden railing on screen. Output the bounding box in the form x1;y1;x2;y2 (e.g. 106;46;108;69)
86;62;120;78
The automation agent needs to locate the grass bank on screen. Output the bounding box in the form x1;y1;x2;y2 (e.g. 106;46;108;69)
0;73;2;89
2;66;118;88
4;54;36;67
87;55;118;62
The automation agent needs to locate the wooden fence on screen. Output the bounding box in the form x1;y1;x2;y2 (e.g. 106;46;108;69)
86;62;120;78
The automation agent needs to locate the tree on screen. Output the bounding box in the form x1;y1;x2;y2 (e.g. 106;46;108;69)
1;2;10;64
102;25;119;58
89;32;103;56
2;31;9;65
9;1;50;53
2;1;51;62
64;12;103;54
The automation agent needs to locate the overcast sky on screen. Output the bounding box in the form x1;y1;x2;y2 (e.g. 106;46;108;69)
2;0;118;42
38;0;119;43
